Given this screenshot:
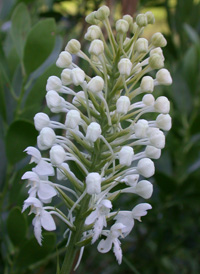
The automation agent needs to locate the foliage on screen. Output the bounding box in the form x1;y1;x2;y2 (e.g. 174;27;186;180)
0;0;200;273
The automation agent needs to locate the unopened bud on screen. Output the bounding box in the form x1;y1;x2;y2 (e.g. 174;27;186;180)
46;76;62;92
39;127;56;149
154;96;170;114
46;90;63;109
65;110;81;129
72;91;85;106
65;39;81;54
130;22;138;34
140;76;154;92
70;68;85;86
118;58;132;76
156;69;172;85
156;114;172;131
145;145;161;159
34;113;50;131
86;172;101;195
136;14;148;27
145;11;155;24
118;146;134;166
50;145;66;165
149;54;164;69
142;94;155;106
147;128;165;149
61;69;72;85
123;15;133;25
135;180;153;199
95;5;110;21
56;51;72;68
87;76;104;93
135;38;148;53
89;39;104;56
151;32;167;47
134;119;149;138
85;11;99;25
116;96;130;114
86;122;102;142
137;158;155;178
85;25;102;41
116;19;129;33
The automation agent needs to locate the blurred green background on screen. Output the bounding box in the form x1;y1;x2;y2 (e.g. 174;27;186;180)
0;0;200;273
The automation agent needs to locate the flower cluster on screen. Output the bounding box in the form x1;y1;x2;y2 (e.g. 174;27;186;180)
22;5;172;267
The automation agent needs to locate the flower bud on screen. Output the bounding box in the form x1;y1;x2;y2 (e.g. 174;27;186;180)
50;145;66;165
145;11;155;24
123;174;139;187
57;163;71;180
123;15;133;25
86;122;102;142
39;127;56;149
135;38;148;53
89;39;104;56
116;19;129;33
46;76;62;92
85;11;99;25
95;5;110;21
156;69;172;85
156;114;172;131
118;146;134;166
118;58;132;76
116;96;130;114
154;96;170;114
140;76;154;92
134;119;149;138
65;110;81;129
137;158;155;178
123;37;131;46
65;39;81;54
56;51;72;68
85;25;102;41
150;47;164;58
145;145;161;159
70;68;85;86
149;54;164;69
87;76;104;93
86;172;101;195
147;128;165;149
142;94;155;106
34;112;50;131
135;180;153;199
136;14;148;27
72;91;85;106
130;22;138;34
46;90;63;109
61;69;72;85
151;32;167;47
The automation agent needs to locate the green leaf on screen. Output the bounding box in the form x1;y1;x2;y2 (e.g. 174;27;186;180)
23;18;56;74
5;119;37;164
16;233;56;269
7;207;27;246
11;3;31;60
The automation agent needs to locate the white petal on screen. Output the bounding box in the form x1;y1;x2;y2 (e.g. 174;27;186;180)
97;236;113;253
132;203;152;221
34;160;55;176
92;217;104;243
21;171;39;181
22;197;42;212
24;146;41;163
41;210;56;231
32;216;42;245
38;183;57;200
113;238;122;264
85;210;98;225
100;199;112;209
135;180;153;199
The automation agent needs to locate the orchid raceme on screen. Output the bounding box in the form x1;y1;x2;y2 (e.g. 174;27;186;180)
21;5;172;273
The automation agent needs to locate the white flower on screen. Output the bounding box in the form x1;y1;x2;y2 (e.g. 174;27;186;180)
156;114;172;131
61;69;72;85
147;128;165;149
135;38;148;53
145;145;161;159
50;145;66;166
97;223;125;264
65;110;81;129
137;158;155;178
34;113;50;131
65;39;81;54
37;127;56;150
70;68;85;86
22;197;56;245
85;199;112;243
85;25;102;41
132;203;152;221
118;58;132;76
116;19;129;33
118;146;134;166
46;76;62;92
87;76;104;93
134;119;149;138
156;69;172;85
22;171;57;203
114;211;134;237
142;94;155;106
56;51;72;68
154;96;170;114
24;146;54;176
86;172;101;195
116;96;130;114
140;76;154;93
89;39;104;56
122;174;139;187
86;122;102;142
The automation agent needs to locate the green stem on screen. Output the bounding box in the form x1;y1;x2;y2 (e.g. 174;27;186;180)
60;194;90;274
